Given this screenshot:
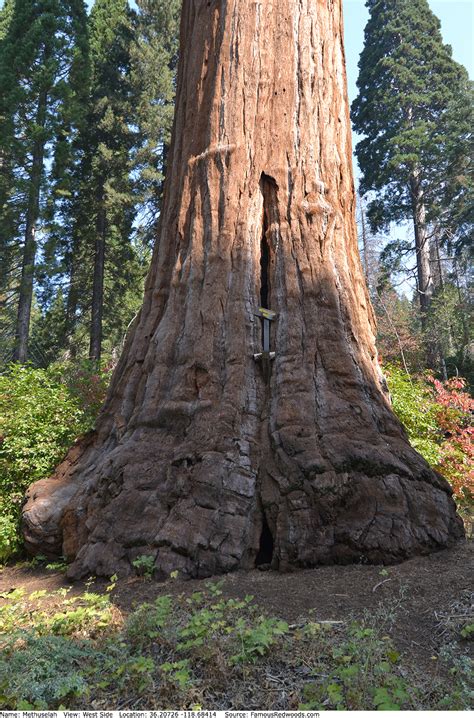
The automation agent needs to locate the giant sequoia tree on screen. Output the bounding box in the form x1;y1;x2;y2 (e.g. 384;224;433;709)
23;0;463;578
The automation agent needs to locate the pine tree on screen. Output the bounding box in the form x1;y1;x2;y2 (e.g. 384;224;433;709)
83;0;137;363
351;0;471;335
131;0;180;244
0;0;89;363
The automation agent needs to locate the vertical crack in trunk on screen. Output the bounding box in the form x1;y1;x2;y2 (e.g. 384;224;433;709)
259;173;279;309
255;172;280;568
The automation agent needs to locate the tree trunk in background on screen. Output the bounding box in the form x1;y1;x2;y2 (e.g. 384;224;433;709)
409;170;438;369
89;190;106;363
410;171;433;321
23;0;463;578
357;191;370;287
13;89;47;363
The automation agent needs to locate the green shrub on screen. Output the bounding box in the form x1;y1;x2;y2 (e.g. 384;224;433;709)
384;364;441;465
0;633;94;709
0;363;104;562
385;364;473;517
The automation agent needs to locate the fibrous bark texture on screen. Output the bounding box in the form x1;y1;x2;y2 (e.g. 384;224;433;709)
22;0;463;578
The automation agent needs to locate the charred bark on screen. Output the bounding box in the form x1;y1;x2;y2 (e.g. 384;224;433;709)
23;0;463;578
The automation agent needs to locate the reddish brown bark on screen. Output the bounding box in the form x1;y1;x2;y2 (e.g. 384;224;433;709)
22;0;463;578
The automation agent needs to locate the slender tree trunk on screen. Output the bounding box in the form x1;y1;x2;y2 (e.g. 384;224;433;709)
409;170;434;323
89;187;106;363
429;232;451;379
65;245;79;356
430;233;444;291
23;0;463;577
13;89;47;363
358;191;370;287
409;170;438;368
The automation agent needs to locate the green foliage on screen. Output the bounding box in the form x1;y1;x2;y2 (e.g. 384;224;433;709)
0;363;106;561
0;0;90;359
460;623;474;641
130;0;180;244
125;595;172;646
160;659;191;690
384;364;441;465
0;580;471;710
231;616;289;664
132;553;156;579
0;633;93;709
352;0;470;231
44;591;115;637
385;364;473;516
299;623;410;711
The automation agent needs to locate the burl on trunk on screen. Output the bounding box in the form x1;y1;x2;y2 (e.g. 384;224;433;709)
22;0;463;578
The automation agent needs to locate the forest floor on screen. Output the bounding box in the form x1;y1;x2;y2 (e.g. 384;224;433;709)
1;540;472;710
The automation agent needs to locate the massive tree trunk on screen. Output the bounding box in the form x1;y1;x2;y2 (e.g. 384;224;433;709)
23;0;463;578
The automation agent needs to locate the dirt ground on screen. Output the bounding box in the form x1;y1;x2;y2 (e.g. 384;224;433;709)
1;540;472;673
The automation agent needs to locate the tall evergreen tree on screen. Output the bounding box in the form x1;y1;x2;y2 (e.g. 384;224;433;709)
351;0;471;338
0;0;89;363
82;0;137;363
130;0;180;244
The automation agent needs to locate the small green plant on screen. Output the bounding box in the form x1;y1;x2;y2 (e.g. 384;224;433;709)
132;554;156;579
125;595;172;646
178;606;226;652
436;645;473;710
0;633;94;709
299;622;411;711
205;579;224;597
460;623;474;640
160;659;192;690
45;559;68;572
231;616;289;664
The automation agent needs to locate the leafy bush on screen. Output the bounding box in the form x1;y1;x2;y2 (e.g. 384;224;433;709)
0;363;109;562
385;364;473;516
0;633;93;709
385;364;442;464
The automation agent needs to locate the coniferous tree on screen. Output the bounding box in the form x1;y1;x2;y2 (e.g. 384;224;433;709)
23;0;463;579
81;0;137;363
351;0;471;339
0;0;89;363
131;0;180;244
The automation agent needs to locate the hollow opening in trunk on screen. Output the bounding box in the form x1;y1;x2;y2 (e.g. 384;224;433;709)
255;513;274;566
260;226;270;309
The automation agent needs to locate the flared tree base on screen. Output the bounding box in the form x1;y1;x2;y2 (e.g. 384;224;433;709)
22;424;464;580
